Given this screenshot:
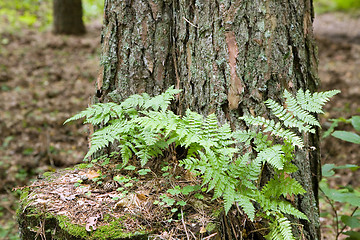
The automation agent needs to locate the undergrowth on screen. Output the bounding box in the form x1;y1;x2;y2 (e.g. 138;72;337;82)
321;115;360;239
65;86;339;239
314;0;360;14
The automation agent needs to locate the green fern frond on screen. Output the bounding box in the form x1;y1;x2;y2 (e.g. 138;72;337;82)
266;216;295;240
235;194;255;221
65;86;338;235
143;86;181;111
256;145;285;170
119;143;133;166
276;200;308;220
85;124;120;159
261;175;306;198
296;89;340;113
233;129;257;145
207;170;221;192
246;156;263;181
283;90;320;128
241;115;304;148
223;183;236;213
120;93;145;110
63;108;90;124
265;99;314;132
265;98;314;133
64;102;119;125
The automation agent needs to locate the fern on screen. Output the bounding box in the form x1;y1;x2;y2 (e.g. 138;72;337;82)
266;216;295;240
261;174;306;199
65;86;339;239
296;89;340;113
240;115;304;148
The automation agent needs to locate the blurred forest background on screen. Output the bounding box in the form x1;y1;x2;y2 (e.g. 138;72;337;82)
0;0;359;239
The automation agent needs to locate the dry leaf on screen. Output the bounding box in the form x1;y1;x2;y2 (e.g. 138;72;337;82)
86;216;99;231
136;193;147;201
85;170;100;180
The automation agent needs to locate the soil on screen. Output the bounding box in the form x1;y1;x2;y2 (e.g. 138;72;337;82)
0;13;359;239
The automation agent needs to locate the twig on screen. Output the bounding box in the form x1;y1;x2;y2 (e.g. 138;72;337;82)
202;232;217;240
320;188;340;239
339;206;359;236
248;228;269;235
172;36;181;102
181;208;190;240
12;181;78;191
183;17;198;28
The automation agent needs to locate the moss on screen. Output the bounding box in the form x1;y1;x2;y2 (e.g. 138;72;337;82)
56;213;149;240
42;171;54;177
75;163;91;169
64;163;90;171
56;215;89;239
205;222;217;232
211;207;223;218
18;190;150;240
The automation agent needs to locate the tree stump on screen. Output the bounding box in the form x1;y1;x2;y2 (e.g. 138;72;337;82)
17;164;226;239
17;166;152;240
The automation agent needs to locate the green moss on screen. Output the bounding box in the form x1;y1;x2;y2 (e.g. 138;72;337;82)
57;215;89;239
211;207;223;218
205;222;217;232
75;163;91;169
42;171;54;177
90;219;148;239
56;213;149;240
64;163;90;171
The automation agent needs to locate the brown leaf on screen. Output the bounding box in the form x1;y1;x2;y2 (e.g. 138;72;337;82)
84;170;100;180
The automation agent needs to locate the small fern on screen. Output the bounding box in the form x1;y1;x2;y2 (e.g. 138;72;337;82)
266;216;295;240
65;86;339;239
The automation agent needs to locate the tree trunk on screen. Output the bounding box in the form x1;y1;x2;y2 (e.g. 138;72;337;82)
97;0;320;239
17;0;321;239
53;0;86;35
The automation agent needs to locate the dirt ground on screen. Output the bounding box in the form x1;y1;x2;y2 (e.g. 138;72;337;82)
0;13;359;239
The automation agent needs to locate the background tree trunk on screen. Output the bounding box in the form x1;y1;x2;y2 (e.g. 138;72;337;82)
98;0;320;239
53;0;86;35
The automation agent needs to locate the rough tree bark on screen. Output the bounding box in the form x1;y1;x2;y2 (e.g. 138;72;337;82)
97;0;320;239
53;0;86;35
18;0;321;239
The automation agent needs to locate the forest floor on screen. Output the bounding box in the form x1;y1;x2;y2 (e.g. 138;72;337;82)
0;13;359;240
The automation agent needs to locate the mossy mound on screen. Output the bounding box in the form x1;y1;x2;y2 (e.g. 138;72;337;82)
16;166;151;240
17;209;149;240
16;164;222;239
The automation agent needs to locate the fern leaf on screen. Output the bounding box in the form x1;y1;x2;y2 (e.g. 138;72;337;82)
85;125;119;159
246;156;263;181
257;145;285;170
143;86;181;111
236;194;255;221
64;109;89;124
265;98;314;133
241;115;304;148
120;144;133;166
283;90;320;128
261;175;306;198
233;130;257;147
135;146;153;166
277;201;308;220
223;183;236;213
266;216;295;240
296;89;340;113
120;93;145;109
